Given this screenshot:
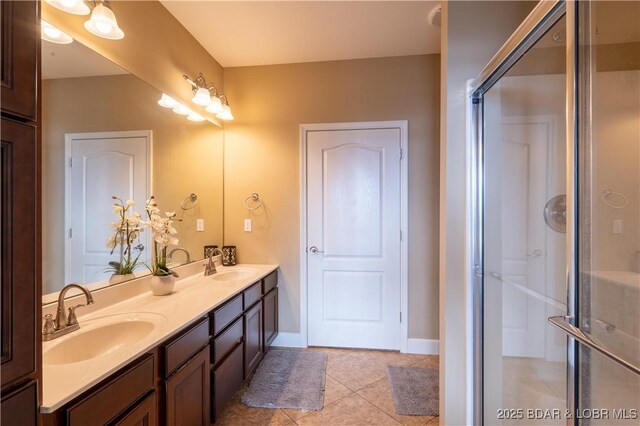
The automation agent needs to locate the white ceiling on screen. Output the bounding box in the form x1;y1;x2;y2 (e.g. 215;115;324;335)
160;1;442;68
42;39;128;80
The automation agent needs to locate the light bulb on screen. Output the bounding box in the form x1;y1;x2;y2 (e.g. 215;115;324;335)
172;104;192;116
192;88;212;106
45;0;90;15
187;112;205;122
158;94;177;109
60;0;77;7
205;96;223;114
95;21;113;35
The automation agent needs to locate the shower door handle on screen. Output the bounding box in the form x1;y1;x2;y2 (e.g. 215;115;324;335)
548;315;640;375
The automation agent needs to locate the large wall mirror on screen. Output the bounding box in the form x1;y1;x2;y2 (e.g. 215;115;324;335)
42;35;224;302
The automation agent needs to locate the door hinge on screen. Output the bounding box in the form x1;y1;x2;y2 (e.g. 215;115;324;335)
68;157;73;167
400;312;402;322
68;228;72;238
400;148;403;160
400;230;403;241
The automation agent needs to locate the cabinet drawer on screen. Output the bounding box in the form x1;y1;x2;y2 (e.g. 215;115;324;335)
68;354;155;426
212;294;242;335
213;316;243;366
243;281;262;309
212;342;244;422
163;318;209;376
263;270;278;294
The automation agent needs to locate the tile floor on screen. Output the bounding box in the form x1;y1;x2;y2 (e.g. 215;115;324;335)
216;347;440;426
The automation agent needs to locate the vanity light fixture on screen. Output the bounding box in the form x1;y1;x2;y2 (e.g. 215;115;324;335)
158;94;178;109
84;1;124;40
41;20;74;44
216;96;234;121
183;73;229;116
44;0;90;15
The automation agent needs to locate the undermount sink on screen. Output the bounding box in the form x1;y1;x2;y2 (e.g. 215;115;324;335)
209;268;259;282
44;312;166;365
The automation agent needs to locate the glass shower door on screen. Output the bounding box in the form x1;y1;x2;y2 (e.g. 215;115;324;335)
573;1;640;423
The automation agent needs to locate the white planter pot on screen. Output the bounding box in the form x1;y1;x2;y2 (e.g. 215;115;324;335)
149;275;175;296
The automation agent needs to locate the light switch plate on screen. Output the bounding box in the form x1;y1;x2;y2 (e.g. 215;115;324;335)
244;219;252;232
613;219;622;234
196;219;204;232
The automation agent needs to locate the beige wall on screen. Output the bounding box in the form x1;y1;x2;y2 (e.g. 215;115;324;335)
42;0;225;126
222;55;440;340
42;74;223;295
440;1;537;423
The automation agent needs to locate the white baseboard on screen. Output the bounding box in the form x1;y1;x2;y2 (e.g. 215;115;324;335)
406;338;439;355
272;332;307;348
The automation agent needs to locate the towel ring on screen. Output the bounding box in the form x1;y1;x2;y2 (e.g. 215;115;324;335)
602;190;627;209
243;193;263;211
180;193;199;210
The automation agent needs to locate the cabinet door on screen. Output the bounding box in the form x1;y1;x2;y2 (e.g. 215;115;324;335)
165;347;210;426
0;380;38;426
0;0;38;120
212;342;244;422
244;302;263;378
263;288;278;351
1;119;37;388
114;391;158;426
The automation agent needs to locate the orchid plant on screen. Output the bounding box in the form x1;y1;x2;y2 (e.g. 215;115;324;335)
107;196;144;276
145;196;179;277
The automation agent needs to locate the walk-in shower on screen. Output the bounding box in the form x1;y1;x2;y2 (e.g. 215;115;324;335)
470;1;639;424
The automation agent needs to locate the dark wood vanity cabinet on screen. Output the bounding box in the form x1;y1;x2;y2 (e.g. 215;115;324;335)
164;347;210;426
1;1;41;424
210;270;279;422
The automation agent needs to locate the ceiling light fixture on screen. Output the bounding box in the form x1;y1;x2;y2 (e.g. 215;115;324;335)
187;112;206;122
41;20;74;44
44;0;90;15
84;1;124;40
183;73;230;117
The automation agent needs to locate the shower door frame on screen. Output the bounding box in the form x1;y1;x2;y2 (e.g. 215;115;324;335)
468;0;574;424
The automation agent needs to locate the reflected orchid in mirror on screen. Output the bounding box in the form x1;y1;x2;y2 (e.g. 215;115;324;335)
145;196;179;277
106;196;144;276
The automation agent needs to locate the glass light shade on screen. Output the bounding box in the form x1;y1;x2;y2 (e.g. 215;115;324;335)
205;96;223;114
172;104;192;116
84;4;124;40
158;94;177;108
41;20;73;44
45;0;90;15
216;105;234;121
187;112;206;122
192;88;212;106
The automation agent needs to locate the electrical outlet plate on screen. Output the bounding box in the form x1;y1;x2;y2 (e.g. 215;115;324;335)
196;219;204;232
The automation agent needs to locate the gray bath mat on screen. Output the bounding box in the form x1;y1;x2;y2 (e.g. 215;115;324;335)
387;366;439;416
241;350;327;410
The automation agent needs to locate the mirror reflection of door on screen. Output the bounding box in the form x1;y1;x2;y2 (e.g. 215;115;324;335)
65;131;151;285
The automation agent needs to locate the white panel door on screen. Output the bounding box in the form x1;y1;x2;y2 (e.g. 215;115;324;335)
66;132;150;285
501;122;548;358
307;127;401;350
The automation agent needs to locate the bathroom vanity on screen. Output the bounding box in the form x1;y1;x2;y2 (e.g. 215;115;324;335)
40;265;278;425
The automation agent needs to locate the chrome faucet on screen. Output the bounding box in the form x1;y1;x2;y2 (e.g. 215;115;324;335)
204;248;222;276
169;247;191;264
43;283;94;341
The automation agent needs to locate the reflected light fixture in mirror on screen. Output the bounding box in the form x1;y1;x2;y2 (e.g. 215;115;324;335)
172;103;192;116
84;2;125;40
41;20;73;44
44;0;90;15
187;112;205;122
183;73;230;117
158;94;178;109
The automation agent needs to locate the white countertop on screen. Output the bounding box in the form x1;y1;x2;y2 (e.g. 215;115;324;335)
41;264;278;413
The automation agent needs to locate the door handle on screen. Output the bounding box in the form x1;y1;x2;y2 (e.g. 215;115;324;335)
309;246;324;254
527;249;545;257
